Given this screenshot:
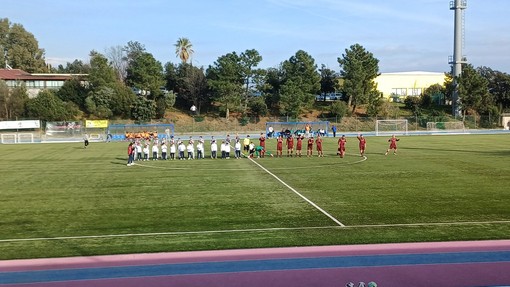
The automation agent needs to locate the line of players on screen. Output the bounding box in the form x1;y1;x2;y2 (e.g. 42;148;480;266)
256;133;325;158
127;136;239;165
126;133;400;165
258;133;399;158
336;134;400;158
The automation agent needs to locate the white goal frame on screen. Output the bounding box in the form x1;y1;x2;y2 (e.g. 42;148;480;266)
375;120;408;136
1;133;17;144
1;133;36;144
17;133;35;143
426;121;466;132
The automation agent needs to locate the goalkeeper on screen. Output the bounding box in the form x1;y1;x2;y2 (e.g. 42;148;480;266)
254;145;274;158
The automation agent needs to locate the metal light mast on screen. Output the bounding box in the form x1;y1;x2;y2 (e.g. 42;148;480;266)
449;0;467;116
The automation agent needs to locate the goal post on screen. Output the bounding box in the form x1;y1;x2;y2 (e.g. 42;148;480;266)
426;121;466;132
375;120;408;136
1;134;17;144
0;120;41;143
17;133;35;143
1;133;37;144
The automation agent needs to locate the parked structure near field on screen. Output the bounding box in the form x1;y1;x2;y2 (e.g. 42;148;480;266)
315;71;446;103
374;71;446;102
0;68;86;98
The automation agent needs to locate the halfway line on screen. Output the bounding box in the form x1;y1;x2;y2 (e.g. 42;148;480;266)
248;157;345;227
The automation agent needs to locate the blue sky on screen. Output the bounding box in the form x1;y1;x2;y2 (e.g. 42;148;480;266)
3;0;510;73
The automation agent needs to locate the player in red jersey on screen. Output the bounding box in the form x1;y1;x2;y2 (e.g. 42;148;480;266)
338;135;347;158
276;135;283;157
307;136;314;157
385;134;400;155
296;135;303;157
286;134;294;157
258;133;266;158
316;135;324;157
357;133;366;157
127;142;136;166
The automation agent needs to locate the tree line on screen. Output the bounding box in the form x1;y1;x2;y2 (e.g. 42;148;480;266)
1;17;509;123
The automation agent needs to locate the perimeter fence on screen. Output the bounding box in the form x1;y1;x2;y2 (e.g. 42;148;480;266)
158;114;504;134
0;114;507;144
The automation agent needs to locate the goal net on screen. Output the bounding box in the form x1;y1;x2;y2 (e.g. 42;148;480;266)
426;121;466;132
1;134;16;144
266;121;330;138
17;133;34;143
375;120;408;136
0;133;37;144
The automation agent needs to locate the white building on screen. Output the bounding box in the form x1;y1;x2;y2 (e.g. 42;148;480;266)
375;71;446;101
0;69;87;98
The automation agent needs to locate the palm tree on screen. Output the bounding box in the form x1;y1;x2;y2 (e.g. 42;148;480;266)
174;38;194;63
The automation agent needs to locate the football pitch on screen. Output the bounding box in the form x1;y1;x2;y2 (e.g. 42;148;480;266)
0;134;509;260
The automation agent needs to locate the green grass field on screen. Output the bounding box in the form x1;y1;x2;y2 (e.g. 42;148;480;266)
1;134;509;260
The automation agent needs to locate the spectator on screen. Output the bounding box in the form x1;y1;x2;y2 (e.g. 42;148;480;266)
268;126;274;138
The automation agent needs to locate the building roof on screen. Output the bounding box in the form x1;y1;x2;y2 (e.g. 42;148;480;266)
0;69;85;81
0;69;32;80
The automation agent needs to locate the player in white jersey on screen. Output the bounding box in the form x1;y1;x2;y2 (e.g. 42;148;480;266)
142;143;149;161
178;142;186;160
234;139;241;159
135;142;143;161
249;142;255;158
187;142;194;160
196;141;204;159
210;139;218;159
161;142;168;160
169;139;176;160
222;141;230;159
152;143;159;160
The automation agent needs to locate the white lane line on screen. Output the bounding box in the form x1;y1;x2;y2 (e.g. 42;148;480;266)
247;157;346;227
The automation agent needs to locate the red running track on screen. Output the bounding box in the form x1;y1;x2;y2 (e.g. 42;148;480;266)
1;240;510;287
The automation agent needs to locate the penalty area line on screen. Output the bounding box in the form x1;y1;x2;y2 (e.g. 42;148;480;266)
248;157;345;227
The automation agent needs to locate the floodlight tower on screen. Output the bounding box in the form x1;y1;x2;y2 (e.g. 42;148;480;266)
449;0;467;116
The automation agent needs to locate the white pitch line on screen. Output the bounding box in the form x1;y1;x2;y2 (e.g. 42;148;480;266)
347;220;510;229
133;155;366;171
0;226;337;243
133;162;246;171
247;157;346;227
2;220;509;243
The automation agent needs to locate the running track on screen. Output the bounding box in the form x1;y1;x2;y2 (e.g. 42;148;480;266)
1;240;510;287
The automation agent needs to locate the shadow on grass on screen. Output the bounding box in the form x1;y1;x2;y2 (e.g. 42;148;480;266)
111;157;129;165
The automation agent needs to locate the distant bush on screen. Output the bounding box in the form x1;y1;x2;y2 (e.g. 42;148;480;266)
329;101;349;118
